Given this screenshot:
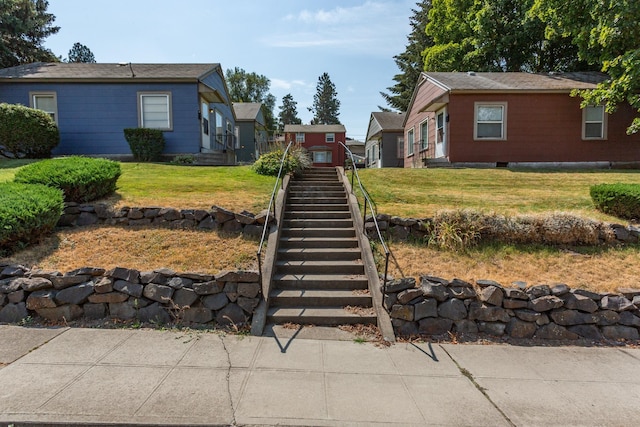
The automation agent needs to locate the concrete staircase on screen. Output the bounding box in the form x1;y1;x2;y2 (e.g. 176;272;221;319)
267;168;376;326
195;151;235;166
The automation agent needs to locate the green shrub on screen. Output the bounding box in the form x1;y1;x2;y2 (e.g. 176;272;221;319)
590;183;640;219
253;144;311;176
0;182;64;254
170;154;195;165
123;128;165;162
14;156;121;202
0;103;60;159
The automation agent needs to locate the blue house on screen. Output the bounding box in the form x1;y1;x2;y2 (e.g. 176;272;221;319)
0;62;237;163
233;102;268;163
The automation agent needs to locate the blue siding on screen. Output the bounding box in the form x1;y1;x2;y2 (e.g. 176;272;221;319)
199;70;235;151
0;82;205;155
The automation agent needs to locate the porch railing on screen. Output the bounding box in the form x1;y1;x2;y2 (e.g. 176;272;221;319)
339;141;391;309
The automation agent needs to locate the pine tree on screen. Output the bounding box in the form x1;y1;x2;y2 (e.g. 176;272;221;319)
380;1;433;112
67;42;96;63
277;93;302;132
309;72;340;125
0;0;59;68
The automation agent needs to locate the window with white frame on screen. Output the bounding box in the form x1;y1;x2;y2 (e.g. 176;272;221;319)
397;136;404;158
325;132;335;142
407;128;415;156
475;103;506;140
583;105;606;139
296;132;305;143
139;92;172;130
30;92;58;123
313;151;332;163
420;120;429;151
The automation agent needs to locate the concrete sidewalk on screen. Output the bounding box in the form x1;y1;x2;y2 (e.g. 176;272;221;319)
0;325;639;426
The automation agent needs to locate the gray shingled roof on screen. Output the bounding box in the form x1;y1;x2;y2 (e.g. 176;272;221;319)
425;71;608;91
372;111;406;131
233;102;262;121
284;124;346;133
0;62;220;80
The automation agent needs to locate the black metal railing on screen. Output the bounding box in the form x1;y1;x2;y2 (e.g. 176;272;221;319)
215;133;237;150
256;141;293;286
339;141;391;308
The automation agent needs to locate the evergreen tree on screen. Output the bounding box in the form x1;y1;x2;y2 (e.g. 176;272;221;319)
380;0;433;112
277;93;302;132
309;72;340;125
0;0;59;68
225;67;277;134
67;42;96;63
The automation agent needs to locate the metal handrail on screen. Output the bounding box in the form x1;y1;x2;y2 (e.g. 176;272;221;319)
256;141;293;285
339;141;391;308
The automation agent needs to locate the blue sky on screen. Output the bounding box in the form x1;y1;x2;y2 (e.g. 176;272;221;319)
44;0;415;140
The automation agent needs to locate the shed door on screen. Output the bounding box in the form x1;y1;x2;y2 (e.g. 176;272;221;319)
435;109;446;158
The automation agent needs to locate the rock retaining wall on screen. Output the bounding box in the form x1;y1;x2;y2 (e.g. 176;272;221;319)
386;276;640;341
0;264;261;328
58;203;273;238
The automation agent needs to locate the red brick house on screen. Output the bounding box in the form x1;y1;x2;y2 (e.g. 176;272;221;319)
403;72;640;167
283;124;346;167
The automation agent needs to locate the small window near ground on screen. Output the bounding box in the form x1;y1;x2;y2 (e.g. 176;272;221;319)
475;103;506;140
583;105;606;139
407;128;415;156
325;132;335;142
313;151;332;163
30;92;58;124
139;92;172;130
296;132;305;143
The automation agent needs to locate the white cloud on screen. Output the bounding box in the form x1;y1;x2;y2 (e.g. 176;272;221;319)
271;78;311;90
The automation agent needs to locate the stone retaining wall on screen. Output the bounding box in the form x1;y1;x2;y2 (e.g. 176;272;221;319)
0;265;261;328
58;203;273;238
365;214;640;244
386;276;640;341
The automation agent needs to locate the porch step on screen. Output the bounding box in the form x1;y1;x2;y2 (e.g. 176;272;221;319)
195;151;233;166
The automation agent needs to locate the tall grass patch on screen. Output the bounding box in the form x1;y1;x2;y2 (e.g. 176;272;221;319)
0;182;64;254
14;156;121;202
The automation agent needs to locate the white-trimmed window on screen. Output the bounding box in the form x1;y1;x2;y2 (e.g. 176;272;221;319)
139;92;172;130
325;132;335;142
407;128;415;156
296;132;305;143
313;151;332;163
475;103;506;140
420;120;429;151
397;136;404;158
583;105;606;139
30;92;58;124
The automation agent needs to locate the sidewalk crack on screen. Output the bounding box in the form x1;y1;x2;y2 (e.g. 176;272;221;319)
439;344;516;427
220;334;238;426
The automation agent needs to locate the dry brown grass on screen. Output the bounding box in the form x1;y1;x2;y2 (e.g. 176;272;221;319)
2;226;258;274
386;242;640;294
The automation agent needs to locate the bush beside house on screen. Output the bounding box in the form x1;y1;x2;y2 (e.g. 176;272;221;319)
0;103;59;159
123;128;166;162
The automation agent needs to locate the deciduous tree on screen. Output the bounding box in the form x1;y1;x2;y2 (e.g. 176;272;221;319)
225;67;277;134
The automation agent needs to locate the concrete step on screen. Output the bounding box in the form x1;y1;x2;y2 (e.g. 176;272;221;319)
285;211;352;219
281;227;356;238
278;247;362;261
278;237;359;249
272;273;369;290
285;203;350;212
283;218;353;228
276;260;364;275
267;306;376;325
269;289;372;307
287;197;347;204
288;190;346;198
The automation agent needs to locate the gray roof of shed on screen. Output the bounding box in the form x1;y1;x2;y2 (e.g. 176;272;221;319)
0;62;220;81
233;102;262;121
424;71;608;92
284;124;346;133
371;111;406;131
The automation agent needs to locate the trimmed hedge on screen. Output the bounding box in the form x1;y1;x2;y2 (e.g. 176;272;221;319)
14;157;121;203
0;103;60;159
123;128;165;162
590;183;640;220
0;182;64;254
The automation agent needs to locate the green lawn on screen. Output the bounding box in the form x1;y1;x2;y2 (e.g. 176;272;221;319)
356;167;640;222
